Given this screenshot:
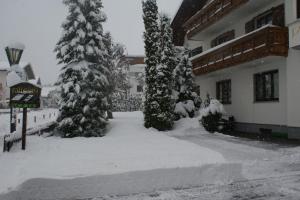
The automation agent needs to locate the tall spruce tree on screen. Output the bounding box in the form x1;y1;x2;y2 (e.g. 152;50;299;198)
142;0;160;129
55;0;109;137
154;14;176;130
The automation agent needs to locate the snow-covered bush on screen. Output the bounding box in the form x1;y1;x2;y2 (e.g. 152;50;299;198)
173;49;202;120
174;100;195;120
199;99;225;133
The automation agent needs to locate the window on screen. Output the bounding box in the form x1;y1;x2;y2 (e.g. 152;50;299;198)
189;46;203;58
298;0;300;18
254;70;279;102
245;4;284;33
216;80;231;104
256;12;273;29
137;85;143;93
211;30;235;48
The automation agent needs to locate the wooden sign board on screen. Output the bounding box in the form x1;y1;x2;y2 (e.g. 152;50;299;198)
10;82;41;108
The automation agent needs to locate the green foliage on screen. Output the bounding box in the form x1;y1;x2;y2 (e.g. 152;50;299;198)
55;0;110;137
142;0;160;129
201;112;222;133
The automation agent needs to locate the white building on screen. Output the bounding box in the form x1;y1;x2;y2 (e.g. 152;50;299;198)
0;62;36;107
126;56;145;96
172;0;300;139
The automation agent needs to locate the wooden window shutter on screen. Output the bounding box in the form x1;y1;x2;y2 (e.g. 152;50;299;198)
245;19;255;33
211;38;217;48
272;4;285;27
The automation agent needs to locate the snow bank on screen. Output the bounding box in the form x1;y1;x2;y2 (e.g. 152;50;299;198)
0;112;225;194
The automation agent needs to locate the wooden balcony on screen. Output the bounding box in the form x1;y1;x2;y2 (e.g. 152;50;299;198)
192;26;288;76
184;0;249;39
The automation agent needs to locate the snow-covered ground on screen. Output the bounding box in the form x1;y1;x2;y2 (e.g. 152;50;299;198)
0;108;58;137
1;112;300;200
0;112;225;194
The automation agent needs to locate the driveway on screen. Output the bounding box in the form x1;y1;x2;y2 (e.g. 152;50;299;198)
1;131;300;200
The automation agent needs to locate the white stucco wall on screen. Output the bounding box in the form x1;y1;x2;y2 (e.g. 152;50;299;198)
285;0;298;25
129;64;145;96
286;49;300;128
195;57;287;126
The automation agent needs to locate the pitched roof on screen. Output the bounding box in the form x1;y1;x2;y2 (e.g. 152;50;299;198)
0;61;35;79
171;0;207;46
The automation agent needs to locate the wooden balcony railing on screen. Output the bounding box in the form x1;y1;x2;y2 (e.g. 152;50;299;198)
184;0;249;39
192;26;288;76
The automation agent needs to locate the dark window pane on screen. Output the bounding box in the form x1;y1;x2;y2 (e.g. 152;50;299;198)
216;80;231;104
264;73;272;99
298;0;300;18
254;70;279;102
137;85;143;92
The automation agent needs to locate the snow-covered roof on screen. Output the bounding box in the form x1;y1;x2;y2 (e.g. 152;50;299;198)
0;61;35;80
28;77;41;86
6;71;21;87
0;61;30;71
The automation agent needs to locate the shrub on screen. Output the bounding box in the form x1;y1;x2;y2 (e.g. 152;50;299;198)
199;99;225;133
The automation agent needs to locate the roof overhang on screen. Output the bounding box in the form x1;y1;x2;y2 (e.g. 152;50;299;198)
171;0;207;46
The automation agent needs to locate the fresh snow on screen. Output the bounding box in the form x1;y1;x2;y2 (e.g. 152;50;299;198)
0;109;58;138
6;71;21;87
199;99;225;119
0;112;225;194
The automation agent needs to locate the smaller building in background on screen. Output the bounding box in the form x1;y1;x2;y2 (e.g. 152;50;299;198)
0;62;37;108
125;56;145;97
41;85;60;108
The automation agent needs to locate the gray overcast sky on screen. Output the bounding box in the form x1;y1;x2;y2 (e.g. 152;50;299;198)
0;0;182;84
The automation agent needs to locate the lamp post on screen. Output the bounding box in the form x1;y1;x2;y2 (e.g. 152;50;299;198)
5;44;25;133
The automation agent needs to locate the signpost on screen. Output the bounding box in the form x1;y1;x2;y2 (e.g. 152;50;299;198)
10;82;41;150
5;44;25;133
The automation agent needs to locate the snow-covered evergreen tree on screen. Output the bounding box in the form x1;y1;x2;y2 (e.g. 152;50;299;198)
111;43;131;98
103;34;131;119
153;14;176;130
55;0;109;137
174;50;201;119
142;0;160;129
103;32;115;119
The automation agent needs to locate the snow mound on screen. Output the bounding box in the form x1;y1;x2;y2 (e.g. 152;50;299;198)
0;112;225;194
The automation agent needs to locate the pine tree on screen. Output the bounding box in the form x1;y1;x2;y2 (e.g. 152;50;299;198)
153;14;176;130
103;32;115;119
111;43;130;99
174;51;200;119
142;0;160;129
55;0;109;137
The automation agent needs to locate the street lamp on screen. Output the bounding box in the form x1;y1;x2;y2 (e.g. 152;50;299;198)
5;43;25;133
